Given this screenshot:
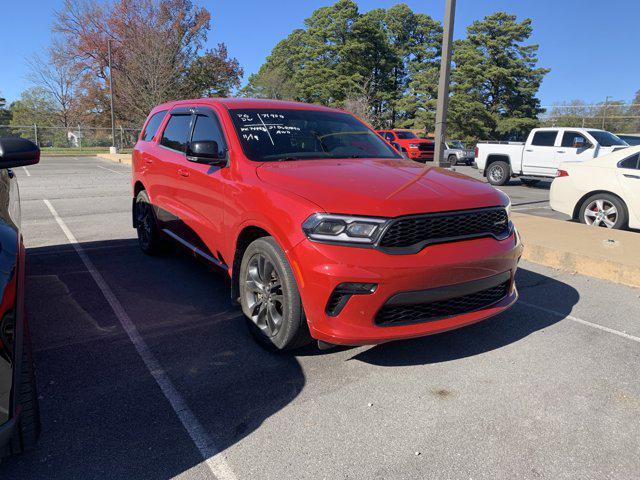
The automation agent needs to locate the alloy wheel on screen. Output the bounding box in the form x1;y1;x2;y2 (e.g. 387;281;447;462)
584;199;618;228
244;253;284;337
136;200;153;248
489;165;504;183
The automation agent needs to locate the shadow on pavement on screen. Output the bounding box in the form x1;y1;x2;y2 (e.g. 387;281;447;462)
2;239;304;479
352;268;579;367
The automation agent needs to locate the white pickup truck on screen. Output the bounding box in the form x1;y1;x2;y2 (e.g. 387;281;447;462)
475;128;629;186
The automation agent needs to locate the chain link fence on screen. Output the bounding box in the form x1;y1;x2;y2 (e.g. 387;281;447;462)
538;103;640;134
0;124;141;153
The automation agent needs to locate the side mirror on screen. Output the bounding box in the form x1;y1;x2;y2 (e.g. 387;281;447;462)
0;137;40;168
186;140;226;166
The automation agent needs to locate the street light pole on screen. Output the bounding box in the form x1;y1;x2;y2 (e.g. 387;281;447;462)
601;95;611;130
108;40;117;152
434;0;456;168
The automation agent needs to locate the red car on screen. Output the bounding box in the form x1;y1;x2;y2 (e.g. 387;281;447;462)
377;129;434;162
132;99;522;350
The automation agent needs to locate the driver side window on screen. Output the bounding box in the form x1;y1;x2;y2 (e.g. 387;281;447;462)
191;114;227;158
561;131;588;148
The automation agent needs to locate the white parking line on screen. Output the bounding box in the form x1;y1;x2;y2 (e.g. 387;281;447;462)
97;165;126;174
43;199;237;480
519;300;640;344
23;166;31;176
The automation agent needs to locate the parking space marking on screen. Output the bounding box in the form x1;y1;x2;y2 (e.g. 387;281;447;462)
520;300;640;344
97;165;126;174
43;198;237;480
23;166;31;176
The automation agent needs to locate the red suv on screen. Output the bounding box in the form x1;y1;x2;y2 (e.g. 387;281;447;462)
132;99;522;350
377;130;434;162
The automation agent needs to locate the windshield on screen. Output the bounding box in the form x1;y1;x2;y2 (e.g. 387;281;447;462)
448;140;465;149
395;131;418;139
587;130;628;147
229;109;401;161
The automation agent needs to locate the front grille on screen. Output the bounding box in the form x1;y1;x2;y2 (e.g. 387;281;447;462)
418;143;434;152
379;208;509;250
375;281;510;326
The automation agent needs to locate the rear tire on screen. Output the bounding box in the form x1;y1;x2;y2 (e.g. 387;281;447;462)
486;161;511;186
134;190;167;255
578;193;628;230
239;237;311;351
4;336;41;457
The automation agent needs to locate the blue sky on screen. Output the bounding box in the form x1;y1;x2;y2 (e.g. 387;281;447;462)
1;0;638;106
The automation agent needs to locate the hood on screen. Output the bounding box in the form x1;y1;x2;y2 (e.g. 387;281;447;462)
256;158;506;217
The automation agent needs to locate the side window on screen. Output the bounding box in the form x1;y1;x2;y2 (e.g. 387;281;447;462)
531;131;558;147
160;114;192;152
141;110;167;142
618;153;640;170
384;132;395;142
561;131;587;148
191;114;227;156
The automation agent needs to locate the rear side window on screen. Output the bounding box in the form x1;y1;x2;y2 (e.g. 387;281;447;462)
618;153;640;169
531;131;558;147
141;111;167;142
561;131;587;148
160;114;192;152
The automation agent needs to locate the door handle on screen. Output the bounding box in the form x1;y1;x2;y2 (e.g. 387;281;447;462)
178;168;190;178
525;149;533;152
557;150;565;153
144;158;153;164
623;174;640;179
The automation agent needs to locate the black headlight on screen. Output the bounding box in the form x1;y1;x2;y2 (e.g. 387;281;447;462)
302;213;387;245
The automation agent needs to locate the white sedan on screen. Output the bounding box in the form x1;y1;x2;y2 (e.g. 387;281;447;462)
550;146;640;230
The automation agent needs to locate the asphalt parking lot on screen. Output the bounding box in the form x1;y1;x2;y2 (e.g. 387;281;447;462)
453;165;565;221
2;157;640;479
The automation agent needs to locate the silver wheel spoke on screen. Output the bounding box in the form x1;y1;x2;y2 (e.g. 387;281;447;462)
584;209;597;218
596;199;604;211
602;217;615;228
604;206;616;216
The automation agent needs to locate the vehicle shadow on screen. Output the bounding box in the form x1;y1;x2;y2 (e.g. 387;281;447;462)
352;268;579;367
2;239;305;479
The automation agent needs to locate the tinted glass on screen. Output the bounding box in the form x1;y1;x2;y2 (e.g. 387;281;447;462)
142;110;167;142
396;131;418;139
449;141;465;149
160;115;192;152
191;114;226;156
561;131;587;148
229;109;401;161
618;153;640;169
618;135;640;146
384;132;395;141
531;131;558;146
587;130;627;147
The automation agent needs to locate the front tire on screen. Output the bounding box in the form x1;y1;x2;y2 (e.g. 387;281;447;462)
486;161;511;186
134;190;167;255
578;193;628;229
239;237;311;351
448;154;458;166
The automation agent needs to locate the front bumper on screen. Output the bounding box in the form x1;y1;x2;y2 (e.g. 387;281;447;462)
289;230;523;345
407;149;434;161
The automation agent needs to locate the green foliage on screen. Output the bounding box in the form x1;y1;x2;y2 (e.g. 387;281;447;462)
246;4;547;137
243;1;442;129
9;87;57;126
449;12;549;141
0;91;11;125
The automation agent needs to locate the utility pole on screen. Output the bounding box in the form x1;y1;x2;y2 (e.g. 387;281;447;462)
602;96;611;130
434;0;456;168
108;40;117;153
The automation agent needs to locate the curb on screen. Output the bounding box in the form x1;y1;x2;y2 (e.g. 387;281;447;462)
513;212;640;289
97;153;132;165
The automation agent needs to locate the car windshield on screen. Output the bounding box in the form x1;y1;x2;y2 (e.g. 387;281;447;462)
587;130;628;147
449;140;465;149
229;109;401;161
395;131;418;139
